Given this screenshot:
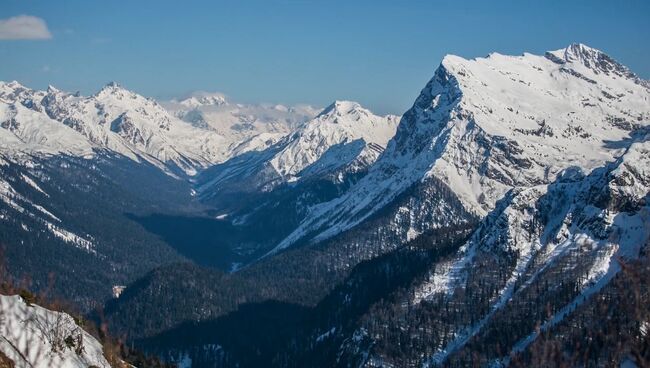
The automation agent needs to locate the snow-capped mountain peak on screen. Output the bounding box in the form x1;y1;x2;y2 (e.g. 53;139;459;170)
555;42;604;62
4;80;23;89
46;84;60;93
0;80;37;102
318;100;364;117
268;100;399;179
93;81;148;102
400;42;650;215
270;43;650;253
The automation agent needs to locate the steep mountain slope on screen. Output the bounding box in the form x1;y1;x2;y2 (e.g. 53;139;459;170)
510;253;650;367
126;225;475;368
273;43;650;253
0;152;192;307
337;130;650;367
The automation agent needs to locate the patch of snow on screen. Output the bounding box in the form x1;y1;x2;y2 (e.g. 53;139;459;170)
229;262;242;273
45;222;95;253
32;204;60;222
20;173;48;197
0;294;111;368
316;327;336;343
406;227;420;241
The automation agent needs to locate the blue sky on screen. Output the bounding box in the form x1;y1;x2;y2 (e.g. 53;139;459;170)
1;0;649;114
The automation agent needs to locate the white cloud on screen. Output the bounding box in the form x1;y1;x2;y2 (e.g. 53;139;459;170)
0;15;52;40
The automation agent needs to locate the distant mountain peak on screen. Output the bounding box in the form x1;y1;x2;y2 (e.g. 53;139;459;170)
564;42;603;59
5;80;23;89
99;81;124;92
93;81;140;100
331;100;362;111
0;80;28;98
177;92;228;108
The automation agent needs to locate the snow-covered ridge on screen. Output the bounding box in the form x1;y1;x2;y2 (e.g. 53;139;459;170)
0;81;320;177
0;80;229;175
0;294;111;368
271;43;650;253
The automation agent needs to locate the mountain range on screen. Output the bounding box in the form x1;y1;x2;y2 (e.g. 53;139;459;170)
0;43;648;367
